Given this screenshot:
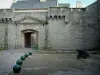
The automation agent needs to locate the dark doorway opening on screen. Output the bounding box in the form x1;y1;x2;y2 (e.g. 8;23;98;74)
24;32;32;48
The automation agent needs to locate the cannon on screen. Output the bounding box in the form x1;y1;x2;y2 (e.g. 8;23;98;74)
77;49;89;59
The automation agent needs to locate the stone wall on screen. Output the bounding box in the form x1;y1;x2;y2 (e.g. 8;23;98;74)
0;9;14;49
83;1;100;50
0;1;99;50
47;1;100;50
8;23;16;49
48;8;85;50
97;0;100;25
0;23;7;45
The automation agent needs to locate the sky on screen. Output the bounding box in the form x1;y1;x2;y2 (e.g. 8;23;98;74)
58;0;96;7
0;0;97;9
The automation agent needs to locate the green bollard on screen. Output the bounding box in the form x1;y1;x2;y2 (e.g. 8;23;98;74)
20;56;25;60
28;52;32;55
13;64;21;73
16;60;23;65
24;53;28;57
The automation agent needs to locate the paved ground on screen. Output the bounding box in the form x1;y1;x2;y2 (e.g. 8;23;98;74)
1;48;33;53
0;48;33;75
9;54;100;75
0;48;100;75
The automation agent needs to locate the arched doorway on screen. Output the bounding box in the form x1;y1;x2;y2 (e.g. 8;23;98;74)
22;29;38;48
24;32;32;48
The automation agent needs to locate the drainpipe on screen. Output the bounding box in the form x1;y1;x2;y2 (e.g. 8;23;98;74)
4;27;8;50
4;9;8;50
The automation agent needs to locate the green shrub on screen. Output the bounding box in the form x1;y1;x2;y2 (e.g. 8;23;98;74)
0;47;4;50
32;45;38;50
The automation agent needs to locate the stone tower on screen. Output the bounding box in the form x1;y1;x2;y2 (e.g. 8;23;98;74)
76;1;83;8
40;0;46;2
13;0;17;3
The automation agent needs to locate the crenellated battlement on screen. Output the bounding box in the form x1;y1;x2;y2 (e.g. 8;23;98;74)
48;7;85;24
48;7;85;18
0;9;47;23
0;18;12;23
0;9;13;18
0;8;86;25
0;9;13;23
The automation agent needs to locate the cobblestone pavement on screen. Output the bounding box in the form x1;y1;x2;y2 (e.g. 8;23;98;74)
9;53;100;75
0;48;33;75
